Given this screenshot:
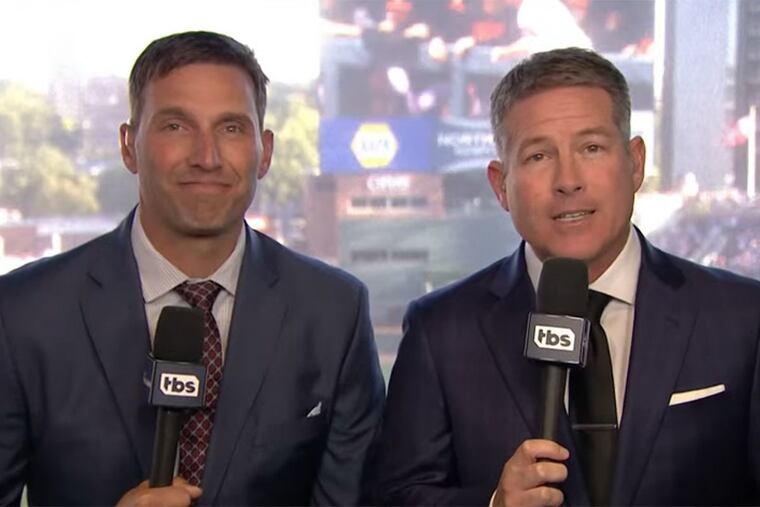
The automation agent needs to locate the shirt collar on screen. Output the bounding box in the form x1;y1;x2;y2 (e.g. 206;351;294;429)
131;206;246;303
525;225;641;305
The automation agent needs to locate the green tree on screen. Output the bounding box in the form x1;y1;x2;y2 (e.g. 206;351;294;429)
0;83;78;159
96;164;138;215
3;146;98;217
0;82;95;217
257;85;319;213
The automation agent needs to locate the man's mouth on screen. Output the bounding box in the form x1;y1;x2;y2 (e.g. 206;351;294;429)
554;210;594;221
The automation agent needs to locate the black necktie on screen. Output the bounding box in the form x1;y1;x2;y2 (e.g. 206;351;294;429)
570;290;617;506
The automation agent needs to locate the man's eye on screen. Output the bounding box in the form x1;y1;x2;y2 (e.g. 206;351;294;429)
224;124;244;134
526;153;545;163
164;122;182;131
586;144;602;153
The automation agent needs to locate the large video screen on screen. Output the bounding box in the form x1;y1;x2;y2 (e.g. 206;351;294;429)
319;0;655;174
320;0;654;119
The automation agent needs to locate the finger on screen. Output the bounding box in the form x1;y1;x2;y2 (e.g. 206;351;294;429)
501;456;568;492
519;439;570;463
499;441;569;494
523;485;565;507
172;477;203;499
531;460;568;486
498;483;565;507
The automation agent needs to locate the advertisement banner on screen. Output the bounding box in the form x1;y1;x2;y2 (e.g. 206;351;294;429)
435;117;496;172
320;117;435;173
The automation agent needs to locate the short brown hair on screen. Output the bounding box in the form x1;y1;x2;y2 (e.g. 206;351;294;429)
490;47;631;157
128;30;269;129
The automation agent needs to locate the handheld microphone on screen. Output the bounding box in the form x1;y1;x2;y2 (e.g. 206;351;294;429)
148;306;205;487
524;258;590;441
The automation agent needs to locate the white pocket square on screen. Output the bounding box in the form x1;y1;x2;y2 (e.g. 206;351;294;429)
306;401;322;418
668;384;725;406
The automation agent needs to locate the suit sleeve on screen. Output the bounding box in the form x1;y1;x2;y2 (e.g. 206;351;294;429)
0;310;29;505
367;301;485;506
310;284;386;506
749;317;760;501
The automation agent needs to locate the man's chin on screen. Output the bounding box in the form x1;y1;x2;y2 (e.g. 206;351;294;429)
178;219;242;239
539;246;598;267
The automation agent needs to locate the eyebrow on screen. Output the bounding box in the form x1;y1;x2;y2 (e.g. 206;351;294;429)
152;107;190;119
149;107;193;125
574;127;616;138
216;112;255;127
516;127;616;150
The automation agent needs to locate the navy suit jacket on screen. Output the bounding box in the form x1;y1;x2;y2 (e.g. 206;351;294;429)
370;235;760;505
0;214;385;506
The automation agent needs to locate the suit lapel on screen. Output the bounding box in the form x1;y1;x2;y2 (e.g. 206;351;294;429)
612;238;695;504
480;248;540;435
80;213;155;477
202;229;287;503
478;246;589;505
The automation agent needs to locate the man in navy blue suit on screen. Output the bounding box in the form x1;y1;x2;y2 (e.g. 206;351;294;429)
0;31;384;506
370;47;760;505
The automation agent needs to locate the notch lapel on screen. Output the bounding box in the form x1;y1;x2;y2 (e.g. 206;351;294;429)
479;250;541;436
202;230;288;503
612;240;695;504
479;247;589;505
80;215;155;477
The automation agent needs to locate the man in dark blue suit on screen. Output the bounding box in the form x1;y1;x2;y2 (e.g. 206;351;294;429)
0;31;384;506
370;47;760;506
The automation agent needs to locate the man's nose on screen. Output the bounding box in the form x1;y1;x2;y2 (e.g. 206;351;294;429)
190;130;222;170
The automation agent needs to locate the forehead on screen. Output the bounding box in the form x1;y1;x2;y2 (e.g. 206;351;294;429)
503;86;615;142
141;63;257;116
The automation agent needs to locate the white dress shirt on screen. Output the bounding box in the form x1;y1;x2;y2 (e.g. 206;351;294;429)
525;226;642;422
131;207;246;362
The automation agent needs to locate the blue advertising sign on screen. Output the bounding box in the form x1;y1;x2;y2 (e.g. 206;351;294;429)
435;117;496;172
320;117;435;173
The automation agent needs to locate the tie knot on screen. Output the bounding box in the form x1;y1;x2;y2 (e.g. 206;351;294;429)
587;290;611;324
174;280;223;313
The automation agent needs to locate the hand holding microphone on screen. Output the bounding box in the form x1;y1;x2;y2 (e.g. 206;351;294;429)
493;258;590;507
116;306;206;506
116;477;201;507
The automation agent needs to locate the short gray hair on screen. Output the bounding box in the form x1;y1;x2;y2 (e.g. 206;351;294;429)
490;47;631;157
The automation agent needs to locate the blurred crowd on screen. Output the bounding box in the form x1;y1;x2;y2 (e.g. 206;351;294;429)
650;200;760;281
321;0;654;117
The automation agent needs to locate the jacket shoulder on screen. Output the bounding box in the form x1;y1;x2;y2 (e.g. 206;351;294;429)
254;231;367;297
409;256;511;319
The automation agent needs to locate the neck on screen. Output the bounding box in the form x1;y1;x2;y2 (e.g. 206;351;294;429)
142;223;242;279
167;237;237;279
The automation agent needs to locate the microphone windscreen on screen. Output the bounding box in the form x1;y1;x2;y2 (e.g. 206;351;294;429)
536;258;588;317
153;306;204;363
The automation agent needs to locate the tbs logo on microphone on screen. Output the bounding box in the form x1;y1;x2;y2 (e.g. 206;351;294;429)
149;360;207;408
160;373;199;396
534;325;575;350
525;314;590;366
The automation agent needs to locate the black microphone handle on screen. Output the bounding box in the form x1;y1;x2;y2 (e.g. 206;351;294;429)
539;364;567;441
149;408;183;487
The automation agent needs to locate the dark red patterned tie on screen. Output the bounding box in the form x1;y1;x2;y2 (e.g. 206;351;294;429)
174;280;224;486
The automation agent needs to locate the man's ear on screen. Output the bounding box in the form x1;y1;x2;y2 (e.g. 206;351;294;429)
628;135;646;192
256;129;274;180
487;159;509;211
120;122;138;175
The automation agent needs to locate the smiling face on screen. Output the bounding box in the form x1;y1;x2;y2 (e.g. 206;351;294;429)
120;62;273;254
487;85;645;281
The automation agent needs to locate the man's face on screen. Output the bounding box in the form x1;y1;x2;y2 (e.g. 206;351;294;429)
487;85;645;281
120;63;273;247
